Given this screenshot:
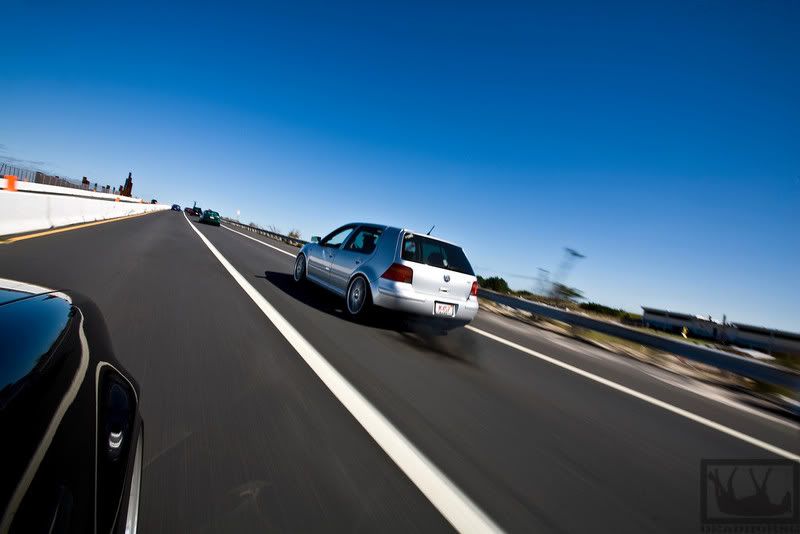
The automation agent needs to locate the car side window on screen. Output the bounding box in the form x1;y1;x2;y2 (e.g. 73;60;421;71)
402;234;418;261
345;227;383;254
320;226;355;248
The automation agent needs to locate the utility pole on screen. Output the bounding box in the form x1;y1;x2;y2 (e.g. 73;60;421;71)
551;247;585;296
537;268;551;295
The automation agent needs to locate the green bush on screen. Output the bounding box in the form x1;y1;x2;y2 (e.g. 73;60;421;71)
477;276;510;293
579;302;642;322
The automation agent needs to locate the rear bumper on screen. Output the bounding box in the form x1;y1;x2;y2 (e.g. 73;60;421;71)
371;279;478;322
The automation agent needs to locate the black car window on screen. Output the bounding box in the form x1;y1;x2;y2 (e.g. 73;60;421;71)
401;233;474;275
320;225;355;248
345;227;383;254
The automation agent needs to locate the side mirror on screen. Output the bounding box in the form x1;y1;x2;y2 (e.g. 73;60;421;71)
311;236;320;243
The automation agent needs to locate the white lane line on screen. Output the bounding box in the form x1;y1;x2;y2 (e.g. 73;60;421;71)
479;309;800;430
221;224;296;258
655;376;800;430
184;213;501;533
465;325;800;462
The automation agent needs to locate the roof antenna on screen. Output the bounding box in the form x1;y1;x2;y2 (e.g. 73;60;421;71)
426;224;435;235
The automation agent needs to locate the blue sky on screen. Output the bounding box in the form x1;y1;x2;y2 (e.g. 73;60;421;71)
2;1;798;330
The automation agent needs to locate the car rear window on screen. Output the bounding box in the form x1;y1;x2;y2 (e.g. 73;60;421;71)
401;233;474;275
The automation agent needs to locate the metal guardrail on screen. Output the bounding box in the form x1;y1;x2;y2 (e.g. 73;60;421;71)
478;289;800;390
222;219;308;248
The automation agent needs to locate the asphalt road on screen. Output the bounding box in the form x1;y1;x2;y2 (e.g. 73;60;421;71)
1;211;797;533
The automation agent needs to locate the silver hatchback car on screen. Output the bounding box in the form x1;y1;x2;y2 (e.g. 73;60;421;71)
294;223;479;325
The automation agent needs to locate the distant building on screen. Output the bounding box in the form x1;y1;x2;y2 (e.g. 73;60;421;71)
727;323;800;356
121;172;133;197
642;307;800;355
642;307;722;340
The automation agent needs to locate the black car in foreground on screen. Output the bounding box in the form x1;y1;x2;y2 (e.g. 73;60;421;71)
191;207;202;216
0;279;142;533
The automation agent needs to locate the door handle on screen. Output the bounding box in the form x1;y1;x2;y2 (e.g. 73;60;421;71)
354;259;362;265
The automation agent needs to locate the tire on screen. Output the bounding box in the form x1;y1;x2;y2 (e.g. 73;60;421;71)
293;254;307;282
346;275;371;316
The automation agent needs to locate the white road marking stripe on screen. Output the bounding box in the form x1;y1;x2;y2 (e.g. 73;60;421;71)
1;313;91;532
184;213;501;533
221;224;296;257
465;325;800;462
478;308;800;430
655;376;800;430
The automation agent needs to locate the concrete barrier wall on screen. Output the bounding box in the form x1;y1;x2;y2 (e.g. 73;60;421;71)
0;189;169;236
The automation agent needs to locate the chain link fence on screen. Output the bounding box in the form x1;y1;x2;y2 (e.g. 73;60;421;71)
1;161;126;196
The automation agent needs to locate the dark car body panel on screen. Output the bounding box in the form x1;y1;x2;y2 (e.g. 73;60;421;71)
0;283;142;533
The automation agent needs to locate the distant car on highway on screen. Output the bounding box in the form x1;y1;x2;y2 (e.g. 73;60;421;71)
199;210;221;226
171;204;181;211
184;207;193;215
294;224;479;325
0;279;143;533
192;207;202;216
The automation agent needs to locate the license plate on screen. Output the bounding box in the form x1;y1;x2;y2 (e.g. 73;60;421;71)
434;302;455;317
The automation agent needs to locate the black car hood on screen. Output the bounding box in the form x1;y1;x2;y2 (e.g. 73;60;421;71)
0;279;69;307
0;280;141;533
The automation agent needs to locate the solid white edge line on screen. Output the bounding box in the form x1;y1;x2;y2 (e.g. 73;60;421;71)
482;314;800;430
465;325;800;462
221;223;296;258
184;212;502;533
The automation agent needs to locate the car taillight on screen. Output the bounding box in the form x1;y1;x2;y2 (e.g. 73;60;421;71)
381;263;413;284
470;281;479;297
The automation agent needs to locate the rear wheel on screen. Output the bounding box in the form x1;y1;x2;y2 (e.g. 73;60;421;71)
293;254;306;282
346;275;371;316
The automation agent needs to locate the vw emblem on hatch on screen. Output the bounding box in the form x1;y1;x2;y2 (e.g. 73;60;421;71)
443;274;450;283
